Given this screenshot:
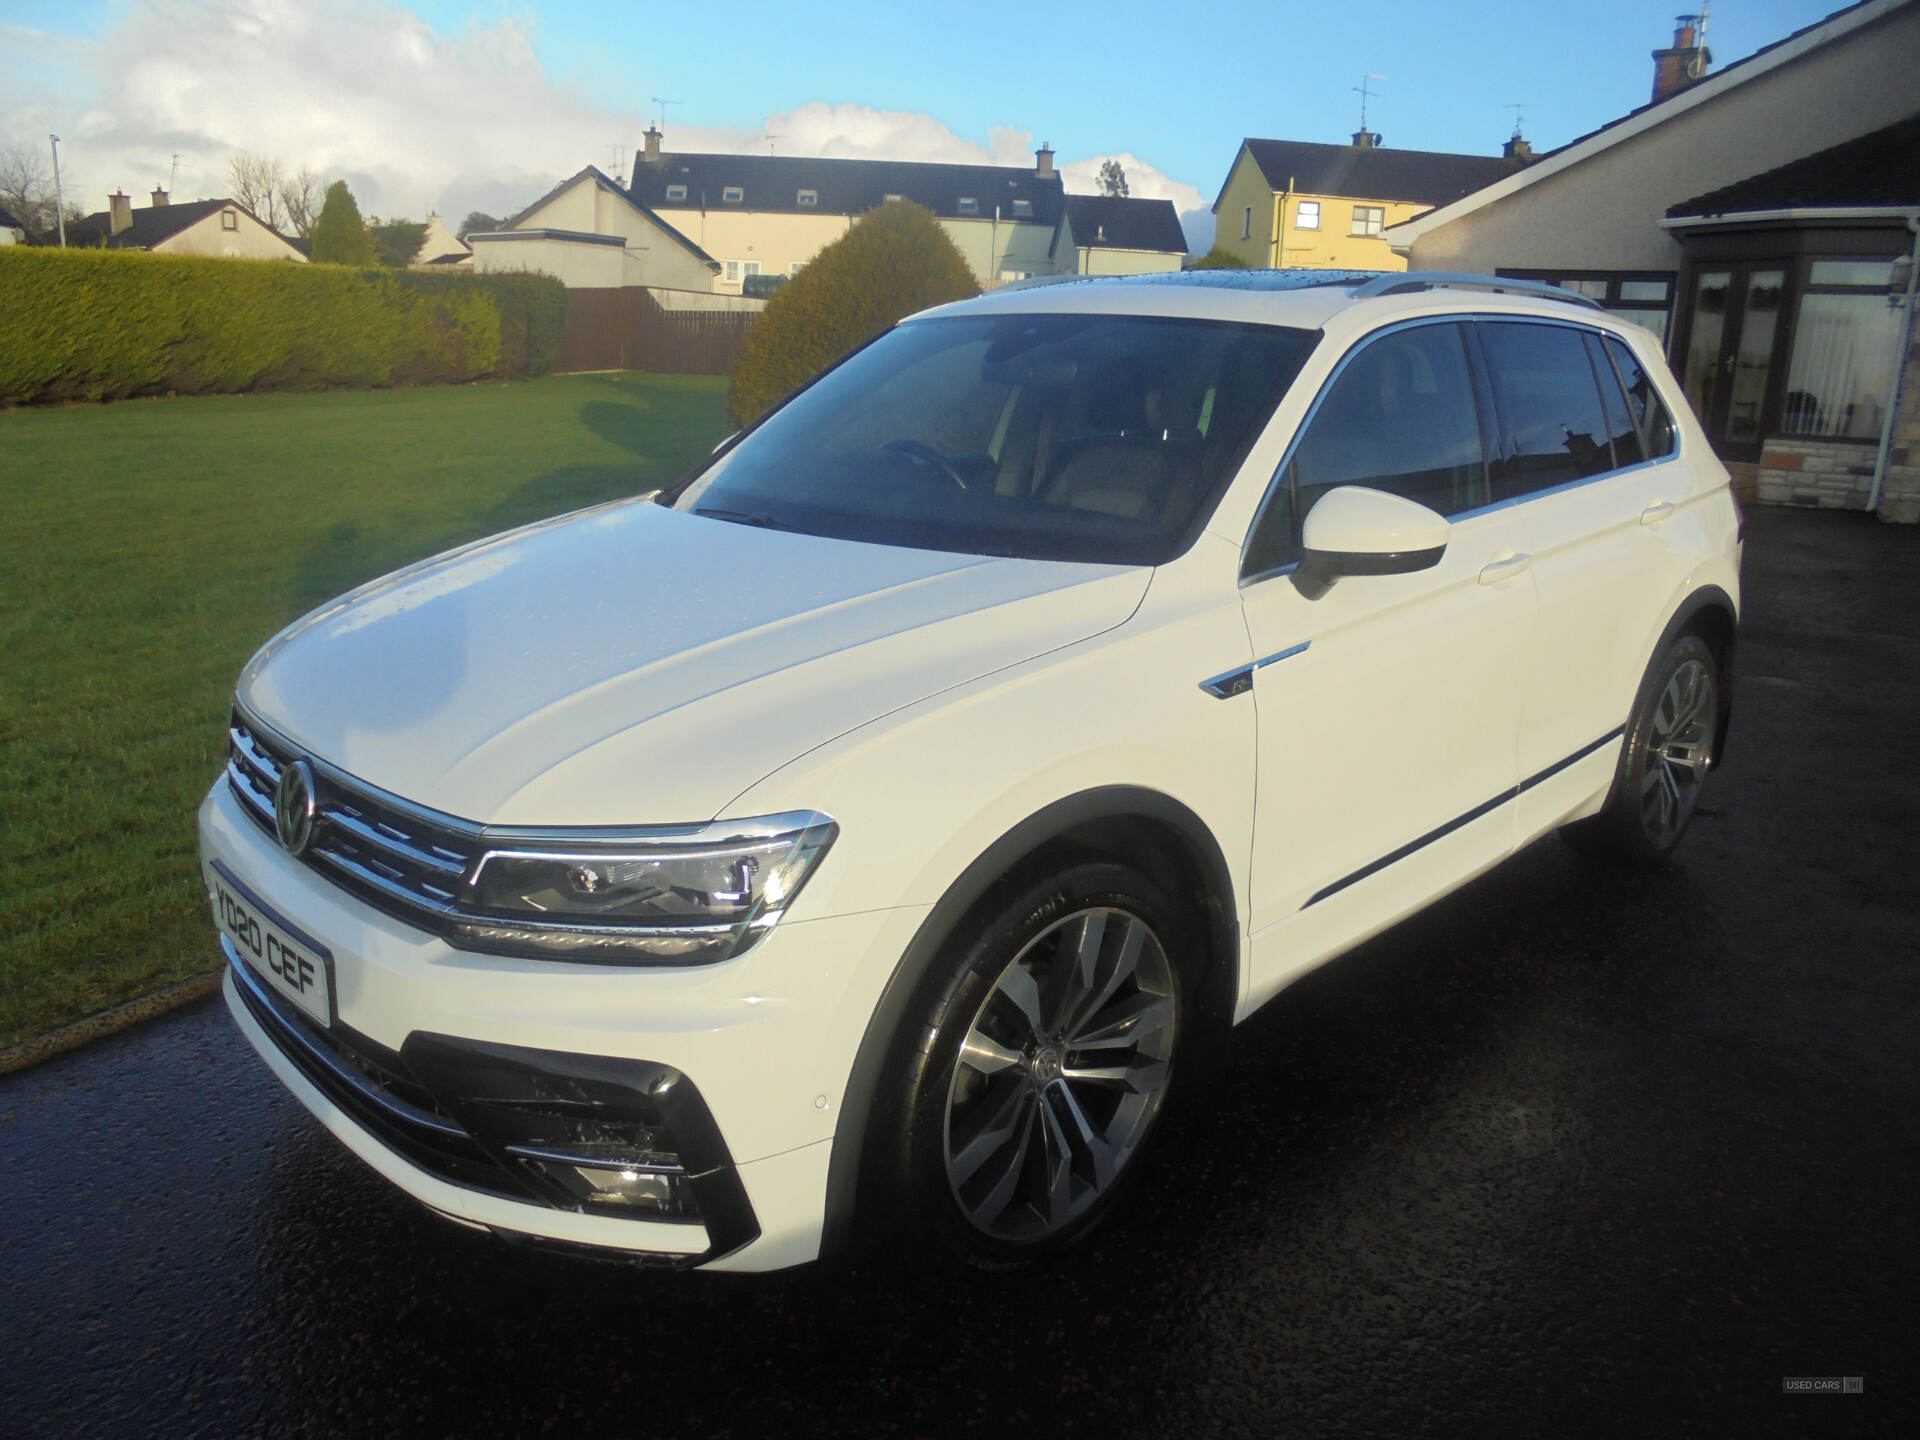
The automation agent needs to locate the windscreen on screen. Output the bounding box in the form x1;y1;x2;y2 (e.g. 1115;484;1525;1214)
662;313;1318;565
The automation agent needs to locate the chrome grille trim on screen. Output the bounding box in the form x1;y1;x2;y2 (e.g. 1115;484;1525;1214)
227;706;482;931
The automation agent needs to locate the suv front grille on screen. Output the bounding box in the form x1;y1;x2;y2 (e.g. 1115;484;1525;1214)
227;707;481;931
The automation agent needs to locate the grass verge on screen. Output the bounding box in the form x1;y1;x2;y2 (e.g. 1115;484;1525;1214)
1;372;730;1048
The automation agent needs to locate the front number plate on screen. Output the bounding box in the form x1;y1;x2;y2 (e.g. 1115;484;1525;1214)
209;859;335;1028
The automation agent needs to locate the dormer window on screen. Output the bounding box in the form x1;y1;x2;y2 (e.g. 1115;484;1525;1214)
722;186;744;204
957;197;978;215
883;193;904;203
1011;199;1032;218
665;184;687;202
797;188;818;207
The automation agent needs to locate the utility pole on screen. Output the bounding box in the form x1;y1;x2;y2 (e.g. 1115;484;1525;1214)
49;133;66;247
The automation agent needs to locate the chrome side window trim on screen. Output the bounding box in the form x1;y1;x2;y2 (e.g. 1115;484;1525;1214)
1236;312;1692;587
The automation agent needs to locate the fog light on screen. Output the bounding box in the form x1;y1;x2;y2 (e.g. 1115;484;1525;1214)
511;1149;703;1219
571;1165;679;1210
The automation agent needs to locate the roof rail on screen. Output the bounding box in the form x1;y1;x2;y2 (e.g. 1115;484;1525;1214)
1348;272;1604;310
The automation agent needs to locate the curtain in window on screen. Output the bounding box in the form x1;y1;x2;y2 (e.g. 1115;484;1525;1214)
1782;294;1900;438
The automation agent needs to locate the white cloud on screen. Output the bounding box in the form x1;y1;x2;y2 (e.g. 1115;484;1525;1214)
1;0;1206;251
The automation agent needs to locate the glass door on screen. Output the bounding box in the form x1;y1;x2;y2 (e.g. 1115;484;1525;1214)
1681;266;1787;462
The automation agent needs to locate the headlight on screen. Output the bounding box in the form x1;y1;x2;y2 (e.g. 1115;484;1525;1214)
447;811;837;965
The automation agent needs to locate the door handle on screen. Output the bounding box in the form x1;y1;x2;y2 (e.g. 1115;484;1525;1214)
1640;500;1676;526
1477;553;1532;586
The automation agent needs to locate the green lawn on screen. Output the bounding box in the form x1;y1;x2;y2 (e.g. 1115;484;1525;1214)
0;373;731;1047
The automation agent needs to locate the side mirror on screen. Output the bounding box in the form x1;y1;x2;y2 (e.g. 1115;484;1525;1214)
1291;486;1450;600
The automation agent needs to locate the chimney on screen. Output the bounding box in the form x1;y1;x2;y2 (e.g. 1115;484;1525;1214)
1503;134;1534;163
1351;130;1382;149
150;187;169;208
109;190;133;235
1651;14;1712;104
1035;143;1055;179
643;126;662;165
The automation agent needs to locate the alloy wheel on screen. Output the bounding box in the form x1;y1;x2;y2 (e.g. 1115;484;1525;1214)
942;906;1177;1244
1639;657;1716;846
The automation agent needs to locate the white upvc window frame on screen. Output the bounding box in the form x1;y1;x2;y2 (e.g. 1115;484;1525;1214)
1296;200;1321;231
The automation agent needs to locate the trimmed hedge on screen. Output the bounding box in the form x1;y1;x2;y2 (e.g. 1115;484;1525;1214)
0;247;569;404
725;200;978;426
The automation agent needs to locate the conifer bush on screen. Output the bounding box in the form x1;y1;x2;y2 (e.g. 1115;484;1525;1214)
0;247;568;404
725;200;978;426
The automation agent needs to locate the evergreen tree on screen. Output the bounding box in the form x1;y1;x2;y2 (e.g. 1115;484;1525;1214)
725;200;978;427
310;181;375;265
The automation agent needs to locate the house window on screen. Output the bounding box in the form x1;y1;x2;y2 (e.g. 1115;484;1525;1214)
957;197;979;215
742;260;761;278
797;189;818;207
1295;201;1320;231
789;261;805;276
722;186;744;204
221;210;238;230
724;260;740;283
1498;270;1676;343
665;184;687;202
1781;258;1902;439
1241;205;1252;241
1011;199;1032;218
1349;205;1385;237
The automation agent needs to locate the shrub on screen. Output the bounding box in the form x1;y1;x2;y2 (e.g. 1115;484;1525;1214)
1191;247;1251;270
725;200;978;426
0;247;569;404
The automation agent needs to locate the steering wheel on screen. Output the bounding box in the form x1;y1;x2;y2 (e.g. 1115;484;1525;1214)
884;438;969;489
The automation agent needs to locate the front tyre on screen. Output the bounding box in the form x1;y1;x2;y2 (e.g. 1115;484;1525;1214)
890;863;1186;1266
1565;633;1721;865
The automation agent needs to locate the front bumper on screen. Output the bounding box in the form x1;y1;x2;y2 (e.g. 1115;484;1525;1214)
201;778;928;1272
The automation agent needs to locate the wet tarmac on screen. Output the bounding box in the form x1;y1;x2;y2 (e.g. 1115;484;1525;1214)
3;507;1916;1438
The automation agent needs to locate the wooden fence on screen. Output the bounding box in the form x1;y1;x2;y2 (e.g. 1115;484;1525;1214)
553;288;758;376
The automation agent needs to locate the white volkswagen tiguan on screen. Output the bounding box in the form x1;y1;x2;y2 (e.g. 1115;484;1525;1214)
202;271;1740;1271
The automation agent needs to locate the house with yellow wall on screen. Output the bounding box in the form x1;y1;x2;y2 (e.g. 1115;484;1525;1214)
1211;133;1519;272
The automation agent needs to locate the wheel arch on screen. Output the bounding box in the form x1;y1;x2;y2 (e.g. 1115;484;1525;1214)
817;785;1240;1259
1655;583;1739;765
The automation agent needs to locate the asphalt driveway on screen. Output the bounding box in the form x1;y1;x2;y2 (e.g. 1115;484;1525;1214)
2;505;1915;1438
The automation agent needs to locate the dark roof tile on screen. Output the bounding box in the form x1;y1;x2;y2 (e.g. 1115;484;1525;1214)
1230;140;1517;210
1061;195;1188;253
632;152;1066;224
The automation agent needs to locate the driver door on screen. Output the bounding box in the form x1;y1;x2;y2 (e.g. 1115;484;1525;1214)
1235;321;1535;1006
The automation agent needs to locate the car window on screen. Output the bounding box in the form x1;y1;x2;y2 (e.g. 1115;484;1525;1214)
1479;321;1617;501
1242;322;1486;579
664;314;1317;566
1585;332;1645;469
1604;335;1676;459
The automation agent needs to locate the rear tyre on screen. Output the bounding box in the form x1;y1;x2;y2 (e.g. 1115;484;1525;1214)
882;862;1187;1268
1563;633;1720;865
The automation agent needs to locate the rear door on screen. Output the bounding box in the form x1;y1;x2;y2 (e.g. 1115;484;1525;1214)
1473;320;1696;838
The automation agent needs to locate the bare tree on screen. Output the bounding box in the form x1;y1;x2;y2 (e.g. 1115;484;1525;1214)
228;151;285;230
278;165;322;238
0;140;57;235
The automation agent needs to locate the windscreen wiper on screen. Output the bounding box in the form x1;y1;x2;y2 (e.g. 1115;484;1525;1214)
692;507;801;532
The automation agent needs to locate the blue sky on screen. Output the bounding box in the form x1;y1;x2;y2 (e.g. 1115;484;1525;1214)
1;0;1846;246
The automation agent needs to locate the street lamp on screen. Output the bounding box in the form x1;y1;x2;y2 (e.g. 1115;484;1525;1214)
49;133;66;247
